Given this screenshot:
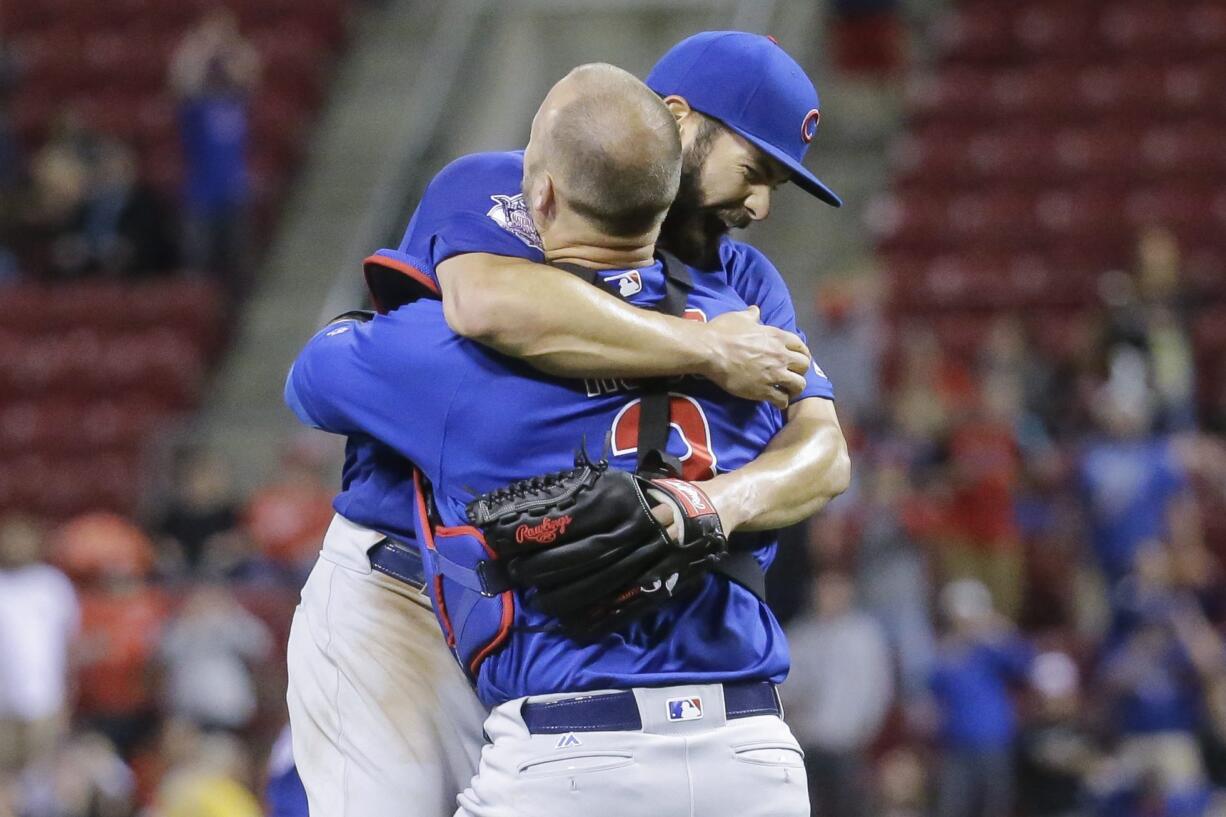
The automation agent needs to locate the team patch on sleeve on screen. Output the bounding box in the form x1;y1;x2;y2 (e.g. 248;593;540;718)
486;194;543;250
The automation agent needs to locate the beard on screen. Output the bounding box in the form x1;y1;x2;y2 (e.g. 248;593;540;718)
657;124;752;270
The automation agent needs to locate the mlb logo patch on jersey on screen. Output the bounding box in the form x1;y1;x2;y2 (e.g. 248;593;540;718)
602;270;642;297
666;696;703;722
486;194;543;251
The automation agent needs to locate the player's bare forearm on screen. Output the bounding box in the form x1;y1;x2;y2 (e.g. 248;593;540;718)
436;253;811;409
701;397;850;533
440;253;712;373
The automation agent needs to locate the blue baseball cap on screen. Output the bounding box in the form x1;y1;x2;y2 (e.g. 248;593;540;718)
647;31;841;207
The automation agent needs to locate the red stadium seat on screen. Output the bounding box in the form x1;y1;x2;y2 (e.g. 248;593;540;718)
1185;3;1226;55
933;6;1014;65
1013;4;1098;61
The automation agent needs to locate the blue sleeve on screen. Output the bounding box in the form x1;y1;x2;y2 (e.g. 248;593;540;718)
1159;439;1189;496
722;241;834;402
396;152;546;290
984;636;1035;682
283;313;459;478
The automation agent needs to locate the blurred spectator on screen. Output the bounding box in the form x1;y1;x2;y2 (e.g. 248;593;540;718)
929;579;1035;817
939;383;1025;618
49;512;155;582
158;585;272;732
170;7;260;287
810;272;885;421
785;572;894;817
0;39;20;192
890;325;968;446
51;514;167;756
1135;227;1196;432
21;119;94;278
0;516;78;775
155;448;241;575
151;731;262;817
1099;547;1217;816
1016;652;1100;817
0;40;21;282
14;732;135;817
35;139;179;280
1077;372;1199;588
243;441;335;576
851;458;936;698
876;748;927;817
80;140;179;277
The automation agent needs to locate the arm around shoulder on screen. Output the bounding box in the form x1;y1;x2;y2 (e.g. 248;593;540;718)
436;252;811;409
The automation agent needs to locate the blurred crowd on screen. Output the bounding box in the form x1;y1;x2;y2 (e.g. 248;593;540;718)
0;8;258;289
0;439;335;817
783;227;1226;817
5;223;1222;817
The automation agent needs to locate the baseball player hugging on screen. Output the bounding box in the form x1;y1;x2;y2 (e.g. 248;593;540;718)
285;33;848;817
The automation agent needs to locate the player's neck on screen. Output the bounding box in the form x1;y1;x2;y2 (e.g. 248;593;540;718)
541;227;658;271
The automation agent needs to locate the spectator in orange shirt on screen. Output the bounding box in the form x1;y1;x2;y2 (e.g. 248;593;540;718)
243;440;334;576
49;513;168;756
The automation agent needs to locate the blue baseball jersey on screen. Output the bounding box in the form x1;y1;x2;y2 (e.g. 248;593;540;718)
330;150;833;543
265;726;309;817
287;261;799;706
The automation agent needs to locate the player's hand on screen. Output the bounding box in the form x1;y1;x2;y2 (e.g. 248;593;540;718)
702;307;811;410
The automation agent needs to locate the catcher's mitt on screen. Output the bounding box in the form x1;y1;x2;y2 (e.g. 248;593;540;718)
465;451;727;633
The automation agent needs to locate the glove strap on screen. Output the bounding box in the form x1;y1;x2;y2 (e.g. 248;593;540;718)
647;477;723;545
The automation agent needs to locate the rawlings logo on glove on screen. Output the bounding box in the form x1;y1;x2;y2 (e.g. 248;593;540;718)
465;450;727;635
515;515;573;545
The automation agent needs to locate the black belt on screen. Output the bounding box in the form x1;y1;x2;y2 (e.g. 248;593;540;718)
368;537;427;592
521;681;782;734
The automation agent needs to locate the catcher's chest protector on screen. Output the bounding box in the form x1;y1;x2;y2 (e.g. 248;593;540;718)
414;253;695;680
412;469;515;678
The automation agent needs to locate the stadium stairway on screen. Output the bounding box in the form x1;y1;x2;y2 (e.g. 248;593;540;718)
196;0;489;487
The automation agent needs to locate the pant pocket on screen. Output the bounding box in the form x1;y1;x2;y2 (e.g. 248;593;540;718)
731;740;806;769
518;751;635;779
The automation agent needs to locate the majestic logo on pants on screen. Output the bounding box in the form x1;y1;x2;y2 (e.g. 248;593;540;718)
666;696;703;722
555;733;582;749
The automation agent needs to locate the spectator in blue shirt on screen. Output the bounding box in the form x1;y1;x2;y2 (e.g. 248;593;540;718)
1098;544;1219;817
170;8;260;290
929;578;1034;817
1077;371;1196;587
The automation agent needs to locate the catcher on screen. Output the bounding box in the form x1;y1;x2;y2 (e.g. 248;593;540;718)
287;64;849;817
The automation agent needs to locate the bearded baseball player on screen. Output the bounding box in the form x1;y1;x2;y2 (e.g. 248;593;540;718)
285;33;848;817
288;62;847;816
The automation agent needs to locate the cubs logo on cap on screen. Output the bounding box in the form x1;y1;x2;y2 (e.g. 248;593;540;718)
646;31;842;207
801;109;821;144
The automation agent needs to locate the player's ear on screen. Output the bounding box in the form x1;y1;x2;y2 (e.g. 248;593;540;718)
530;173;557;226
661;95;693;125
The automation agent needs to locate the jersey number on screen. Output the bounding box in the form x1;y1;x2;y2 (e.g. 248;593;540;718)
610;393;717;481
